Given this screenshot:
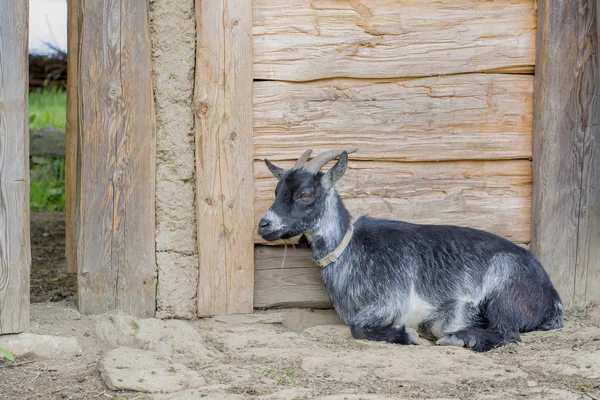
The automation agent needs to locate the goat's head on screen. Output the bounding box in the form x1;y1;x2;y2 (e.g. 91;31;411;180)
257;149;357;241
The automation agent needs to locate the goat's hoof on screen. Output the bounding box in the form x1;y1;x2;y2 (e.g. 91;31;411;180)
436;334;466;348
405;327;422;345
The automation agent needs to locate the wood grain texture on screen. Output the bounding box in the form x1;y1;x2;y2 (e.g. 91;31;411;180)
532;0;600;307
575;0;600;306
77;0;156;317
253;0;536;81
254;74;534;162
254;246;331;309
0;0;30;334
255;159;532;244
66;0;79;274
195;0;254;316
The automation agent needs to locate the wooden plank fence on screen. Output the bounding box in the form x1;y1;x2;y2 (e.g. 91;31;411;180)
0;0;30;334
195;0;254;316
74;0;157;317
532;0;600;308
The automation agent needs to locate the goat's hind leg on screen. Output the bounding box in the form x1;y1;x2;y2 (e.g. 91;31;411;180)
349;306;421;345
351;323;421;345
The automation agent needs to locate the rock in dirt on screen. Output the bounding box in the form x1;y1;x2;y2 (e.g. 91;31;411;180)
282;309;344;332
95;310;213;365
30;126;66;158
588;305;600;323
98;347;205;393
213;311;285;325
0;333;81;359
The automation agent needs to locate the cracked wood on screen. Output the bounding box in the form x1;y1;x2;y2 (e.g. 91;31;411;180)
195;0;254;316
532;0;600;308
254;74;533;162
76;0;156;317
253;0;536;81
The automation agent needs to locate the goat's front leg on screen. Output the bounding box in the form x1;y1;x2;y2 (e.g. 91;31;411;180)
349;307;421;345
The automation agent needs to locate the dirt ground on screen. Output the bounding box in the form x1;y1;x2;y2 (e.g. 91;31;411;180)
0;301;599;400
30;211;76;303
5;211;598;399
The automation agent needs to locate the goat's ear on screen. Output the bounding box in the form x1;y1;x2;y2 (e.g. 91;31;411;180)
265;159;285;181
322;151;348;190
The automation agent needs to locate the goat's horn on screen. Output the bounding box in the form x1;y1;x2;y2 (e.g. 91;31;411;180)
293;149;312;170
305;148;358;174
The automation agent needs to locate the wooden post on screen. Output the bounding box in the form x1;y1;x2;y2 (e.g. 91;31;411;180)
76;0;157;317
532;0;600;308
66;0;79;274
0;0;30;334
195;0;254;315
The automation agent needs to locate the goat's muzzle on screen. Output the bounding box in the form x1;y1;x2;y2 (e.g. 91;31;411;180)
257;211;285;241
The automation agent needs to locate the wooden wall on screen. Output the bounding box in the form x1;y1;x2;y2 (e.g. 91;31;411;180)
532;0;600;308
0;0;30;334
73;0;157;317
194;0;255;316
252;0;537;308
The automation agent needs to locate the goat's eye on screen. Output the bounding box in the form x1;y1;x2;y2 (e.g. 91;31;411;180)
299;192;313;201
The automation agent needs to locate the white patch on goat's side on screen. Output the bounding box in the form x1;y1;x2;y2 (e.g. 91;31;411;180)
398;287;434;330
263;210;285;231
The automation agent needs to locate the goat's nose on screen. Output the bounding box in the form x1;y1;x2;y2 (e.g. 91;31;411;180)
259;219;270;229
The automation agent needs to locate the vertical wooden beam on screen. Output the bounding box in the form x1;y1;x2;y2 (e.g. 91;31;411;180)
532;0;600;308
66;0;79;274
77;0;157;317
195;0;254;316
0;0;30;334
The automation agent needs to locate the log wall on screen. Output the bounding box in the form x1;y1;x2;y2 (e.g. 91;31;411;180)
252;0;537;308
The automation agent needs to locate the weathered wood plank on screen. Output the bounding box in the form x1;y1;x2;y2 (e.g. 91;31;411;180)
0;0;30;334
66;0;79;274
254;246;331;309
195;0;227;316
532;0;600;308
575;0;600;306
114;1;157;317
223;0;255;314
254;75;534;162
195;0;254;316
255;160;532;244
77;0;156;317
253;0;536;81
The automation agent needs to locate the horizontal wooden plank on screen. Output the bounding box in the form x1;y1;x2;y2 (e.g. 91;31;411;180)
254;159;532;244
254;246;332;309
254;74;533;162
253;0;536;81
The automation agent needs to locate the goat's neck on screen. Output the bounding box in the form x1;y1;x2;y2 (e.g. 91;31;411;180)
308;190;352;260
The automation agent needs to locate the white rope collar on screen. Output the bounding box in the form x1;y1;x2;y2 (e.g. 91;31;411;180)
315;224;354;269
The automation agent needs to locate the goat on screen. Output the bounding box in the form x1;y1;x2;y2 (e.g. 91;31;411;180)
257;149;564;352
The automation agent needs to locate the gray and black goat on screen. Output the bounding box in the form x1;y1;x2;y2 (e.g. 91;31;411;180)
258;149;564;352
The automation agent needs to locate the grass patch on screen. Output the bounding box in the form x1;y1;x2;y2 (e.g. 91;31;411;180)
29;87;67;131
30;158;66;212
29;86;67;212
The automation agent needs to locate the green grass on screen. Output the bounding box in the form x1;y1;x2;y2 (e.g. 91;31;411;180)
29;87;67;212
29;86;67;131
30;159;66;212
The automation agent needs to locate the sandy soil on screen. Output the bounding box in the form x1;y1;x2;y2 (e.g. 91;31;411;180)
1;300;599;400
